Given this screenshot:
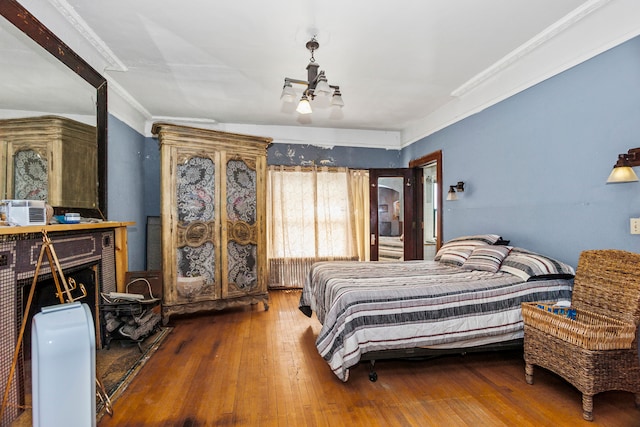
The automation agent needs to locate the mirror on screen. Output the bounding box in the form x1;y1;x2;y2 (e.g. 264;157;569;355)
0;0;107;217
377;177;405;261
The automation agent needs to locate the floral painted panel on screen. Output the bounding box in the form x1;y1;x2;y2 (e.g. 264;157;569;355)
226;159;256;224
227;241;257;291
14;150;48;200
177;242;216;293
177;156;215;223
176;155;216;291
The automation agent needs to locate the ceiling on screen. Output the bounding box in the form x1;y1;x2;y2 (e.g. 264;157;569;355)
2;0;640;146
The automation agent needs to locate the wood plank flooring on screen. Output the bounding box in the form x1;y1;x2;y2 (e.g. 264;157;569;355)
97;290;639;427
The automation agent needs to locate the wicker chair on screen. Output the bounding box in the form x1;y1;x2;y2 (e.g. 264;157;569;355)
523;249;640;421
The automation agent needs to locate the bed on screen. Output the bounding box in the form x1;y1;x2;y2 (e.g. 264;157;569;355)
298;234;575;382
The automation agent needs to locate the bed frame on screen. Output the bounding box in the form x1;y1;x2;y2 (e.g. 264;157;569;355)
360;339;524;381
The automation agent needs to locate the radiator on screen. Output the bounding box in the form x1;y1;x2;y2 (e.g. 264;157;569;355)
32;302;96;427
268;256;358;288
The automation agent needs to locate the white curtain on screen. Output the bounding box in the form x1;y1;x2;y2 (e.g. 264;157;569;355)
267;166;369;288
349;169;370;262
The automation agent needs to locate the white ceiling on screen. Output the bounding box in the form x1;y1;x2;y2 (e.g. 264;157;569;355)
3;0;640;146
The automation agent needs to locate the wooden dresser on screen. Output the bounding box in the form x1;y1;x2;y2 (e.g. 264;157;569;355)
152;123;271;323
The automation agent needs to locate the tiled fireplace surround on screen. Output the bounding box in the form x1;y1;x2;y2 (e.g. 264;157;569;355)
0;223;130;426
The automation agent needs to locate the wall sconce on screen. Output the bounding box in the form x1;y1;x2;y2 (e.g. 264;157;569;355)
607;148;640;183
446;181;465;201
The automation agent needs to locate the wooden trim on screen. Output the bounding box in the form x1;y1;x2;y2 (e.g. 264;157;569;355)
113;225;130;292
0;1;104;86
408;151;442;169
97;82;108;216
409;150;443;251
0;221;134;236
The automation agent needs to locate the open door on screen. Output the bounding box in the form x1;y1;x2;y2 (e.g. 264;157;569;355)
409;150;443;259
369;168;422;261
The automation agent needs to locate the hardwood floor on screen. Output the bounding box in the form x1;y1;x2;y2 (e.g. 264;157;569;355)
97;290;639;427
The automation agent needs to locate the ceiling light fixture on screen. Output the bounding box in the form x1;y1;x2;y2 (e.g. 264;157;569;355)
281;36;344;115
607;148;640;183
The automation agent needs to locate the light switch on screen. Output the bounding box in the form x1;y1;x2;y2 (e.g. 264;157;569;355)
631;218;640;234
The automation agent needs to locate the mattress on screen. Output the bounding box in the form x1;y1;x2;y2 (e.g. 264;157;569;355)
299;260;573;381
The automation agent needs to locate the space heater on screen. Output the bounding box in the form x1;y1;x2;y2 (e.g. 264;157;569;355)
31;302;96;427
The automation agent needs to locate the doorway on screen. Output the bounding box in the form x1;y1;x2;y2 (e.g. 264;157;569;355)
422;163;438;260
409;150;443;259
369;168;422;261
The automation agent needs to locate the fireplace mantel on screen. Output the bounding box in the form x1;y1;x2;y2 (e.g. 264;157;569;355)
0;220;133;235
0;220;134;425
0;221;133;290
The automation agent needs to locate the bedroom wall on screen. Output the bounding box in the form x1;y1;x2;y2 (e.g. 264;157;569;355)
267;143;401;169
402;35;640;267
107;115;148;271
140;140;402;219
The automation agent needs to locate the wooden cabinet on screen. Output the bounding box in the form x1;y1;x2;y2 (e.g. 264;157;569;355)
152;123;272;323
0;115;97;207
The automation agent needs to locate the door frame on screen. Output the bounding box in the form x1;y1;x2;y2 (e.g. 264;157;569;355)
409;150;443;252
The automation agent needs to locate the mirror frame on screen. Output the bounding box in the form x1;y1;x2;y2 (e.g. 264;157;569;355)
0;0;108;217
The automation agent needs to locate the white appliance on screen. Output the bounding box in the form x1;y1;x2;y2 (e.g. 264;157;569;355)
2;199;47;225
31;302;96;427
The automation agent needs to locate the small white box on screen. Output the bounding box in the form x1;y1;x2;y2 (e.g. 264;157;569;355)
2;199;46;226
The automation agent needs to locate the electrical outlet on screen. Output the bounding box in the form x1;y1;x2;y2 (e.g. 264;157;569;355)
631;218;640;234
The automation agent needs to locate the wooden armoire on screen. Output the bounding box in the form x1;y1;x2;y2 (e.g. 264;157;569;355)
152;123;272;323
0;115;97;207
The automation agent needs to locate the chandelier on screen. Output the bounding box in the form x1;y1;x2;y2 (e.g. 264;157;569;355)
280;36;344;114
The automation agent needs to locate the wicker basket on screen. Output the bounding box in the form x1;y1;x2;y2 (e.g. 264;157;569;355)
521;302;636;351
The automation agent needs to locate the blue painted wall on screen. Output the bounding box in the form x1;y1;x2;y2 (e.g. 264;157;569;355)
143;136;161;217
267;143;401;168
107;115;147;271
403;35;640;267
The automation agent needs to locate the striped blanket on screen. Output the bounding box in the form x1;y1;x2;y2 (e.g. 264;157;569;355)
299;260;573;381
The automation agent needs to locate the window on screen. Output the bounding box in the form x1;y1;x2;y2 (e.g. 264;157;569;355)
267;166;369;288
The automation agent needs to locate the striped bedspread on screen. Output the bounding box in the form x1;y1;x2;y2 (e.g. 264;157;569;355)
299;260;573;381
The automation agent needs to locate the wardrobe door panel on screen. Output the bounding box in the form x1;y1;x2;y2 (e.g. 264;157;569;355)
175;154;220;301
223;157;259;297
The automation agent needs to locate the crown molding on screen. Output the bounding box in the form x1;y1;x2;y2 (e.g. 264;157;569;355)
451;0;611;98
216;124;401;149
141;119;401;149
48;0;128;72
